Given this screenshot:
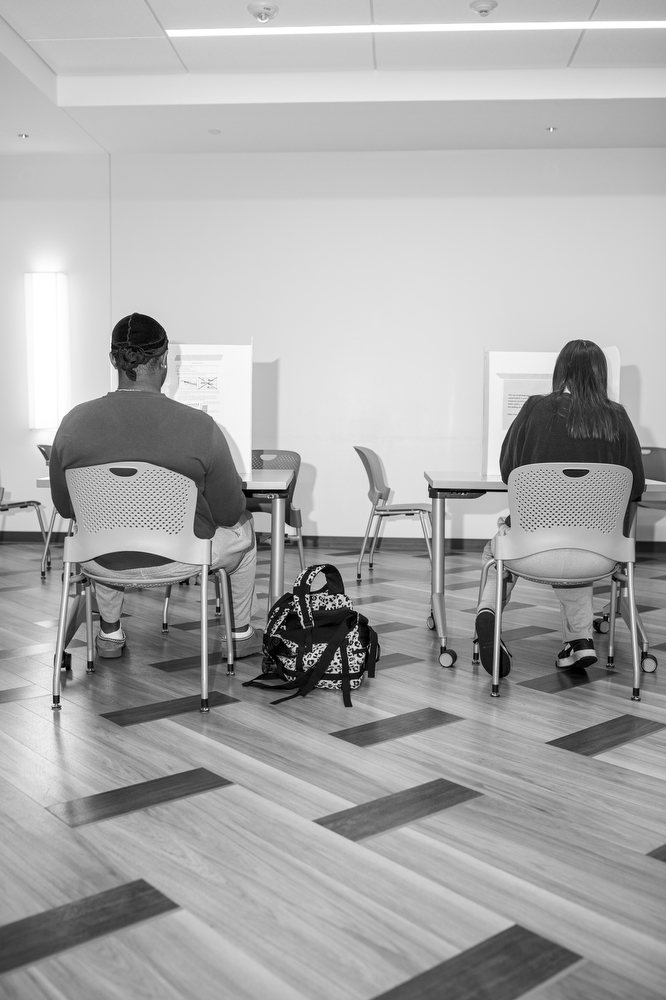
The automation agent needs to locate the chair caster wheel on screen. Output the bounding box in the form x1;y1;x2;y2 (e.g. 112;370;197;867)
161;625;169;634
641;653;658;673
426;615;435;630
593;617;610;634
439;649;457;668
57;652;72;671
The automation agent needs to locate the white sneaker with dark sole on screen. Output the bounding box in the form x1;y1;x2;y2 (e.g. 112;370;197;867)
556;639;597;670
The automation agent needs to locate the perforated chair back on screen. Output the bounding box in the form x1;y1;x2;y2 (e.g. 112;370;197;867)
64;463;209;570
251;450;300;505
495;463;634;582
354;446;390;505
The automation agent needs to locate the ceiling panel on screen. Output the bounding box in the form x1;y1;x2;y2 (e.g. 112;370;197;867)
27;38;186;75
594;0;666;17
64;98;666;154
373;0;598;24
151;0;373;29
573;27;666;66
0;0;163;40
0;53;101;153
171;34;375;73
375;29;582;70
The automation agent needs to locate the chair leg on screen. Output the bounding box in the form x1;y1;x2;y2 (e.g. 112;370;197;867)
213;574;221;617
368;512;383;569
420;511;433;562
52;561;73;710
473;557;495;664
491;557;504;697
607;576;619;667
626;562;641;701
84;581;95;672
162;585;172;633
357;507;377;581
296;529;306;571
217;569;235;676
41;507;57;578
200;564;209;712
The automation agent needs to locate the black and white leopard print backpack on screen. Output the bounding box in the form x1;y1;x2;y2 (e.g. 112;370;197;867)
243;564;379;707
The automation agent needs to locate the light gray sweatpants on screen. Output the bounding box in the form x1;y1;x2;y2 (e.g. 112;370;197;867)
85;511;257;629
478;536;594;643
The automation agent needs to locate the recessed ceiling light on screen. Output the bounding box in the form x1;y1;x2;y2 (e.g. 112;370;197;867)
167;20;666;38
208;129;222;135
18;133;29;139
546;126;558;132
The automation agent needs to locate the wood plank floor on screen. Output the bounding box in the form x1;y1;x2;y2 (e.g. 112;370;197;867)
1;538;666;999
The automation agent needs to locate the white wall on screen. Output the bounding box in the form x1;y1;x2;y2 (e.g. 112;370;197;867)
0;154;110;536
2;148;665;542
110;148;666;542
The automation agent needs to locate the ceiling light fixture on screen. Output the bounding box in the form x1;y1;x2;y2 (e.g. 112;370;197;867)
18;133;29;139
546;126;558;132
167;20;666;38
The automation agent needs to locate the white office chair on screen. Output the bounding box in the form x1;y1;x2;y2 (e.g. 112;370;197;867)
354;446;432;581
51;462;234;713
477;463;643;700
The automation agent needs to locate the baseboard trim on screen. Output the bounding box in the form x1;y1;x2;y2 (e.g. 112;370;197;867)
4;532;666;555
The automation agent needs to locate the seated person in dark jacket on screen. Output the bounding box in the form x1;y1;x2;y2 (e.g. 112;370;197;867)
475;339;645;678
50;313;258;658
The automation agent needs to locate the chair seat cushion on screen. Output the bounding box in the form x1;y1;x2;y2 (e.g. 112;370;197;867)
504;548;619;585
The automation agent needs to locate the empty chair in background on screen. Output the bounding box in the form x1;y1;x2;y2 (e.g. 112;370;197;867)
354;445;432;581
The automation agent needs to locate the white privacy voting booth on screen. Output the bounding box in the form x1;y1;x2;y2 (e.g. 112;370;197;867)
163;344;252;475
483;348;620;476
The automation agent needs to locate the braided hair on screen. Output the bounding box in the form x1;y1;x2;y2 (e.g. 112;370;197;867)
111;313;168;381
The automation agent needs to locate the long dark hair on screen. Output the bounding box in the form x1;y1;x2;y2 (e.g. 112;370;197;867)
551;340;622;442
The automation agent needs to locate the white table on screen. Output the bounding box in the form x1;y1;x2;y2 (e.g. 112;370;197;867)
424;471;666;667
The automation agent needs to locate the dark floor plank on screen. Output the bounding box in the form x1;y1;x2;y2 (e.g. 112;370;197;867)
0;880;178;975
47;767;232;827
646;843;666;862
460;602;535;615
518;666;612;694
374;622;417;634
503;625;558;641
355;595;395;606
0;685;47;703
547;714;666;756
169;619;230;631
316;778;481;841
100;690;239;726
371;925;580;1000
332;707;462;747
150;651;262;671
445;580;479;591
377;653;424;670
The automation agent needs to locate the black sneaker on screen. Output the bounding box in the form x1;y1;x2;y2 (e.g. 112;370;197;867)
556;639;597;670
475;610;512;678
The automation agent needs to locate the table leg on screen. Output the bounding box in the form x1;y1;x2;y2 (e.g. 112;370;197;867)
430;494;456;667
269;496;287;610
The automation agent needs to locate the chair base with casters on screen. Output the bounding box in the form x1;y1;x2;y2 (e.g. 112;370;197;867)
51;462;235;715
354;446;432;582
472;463;643;701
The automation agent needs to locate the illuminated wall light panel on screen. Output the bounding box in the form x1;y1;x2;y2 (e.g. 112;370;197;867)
25;273;70;429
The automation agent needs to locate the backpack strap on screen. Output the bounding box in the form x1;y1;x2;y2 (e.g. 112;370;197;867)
242;613;357;704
